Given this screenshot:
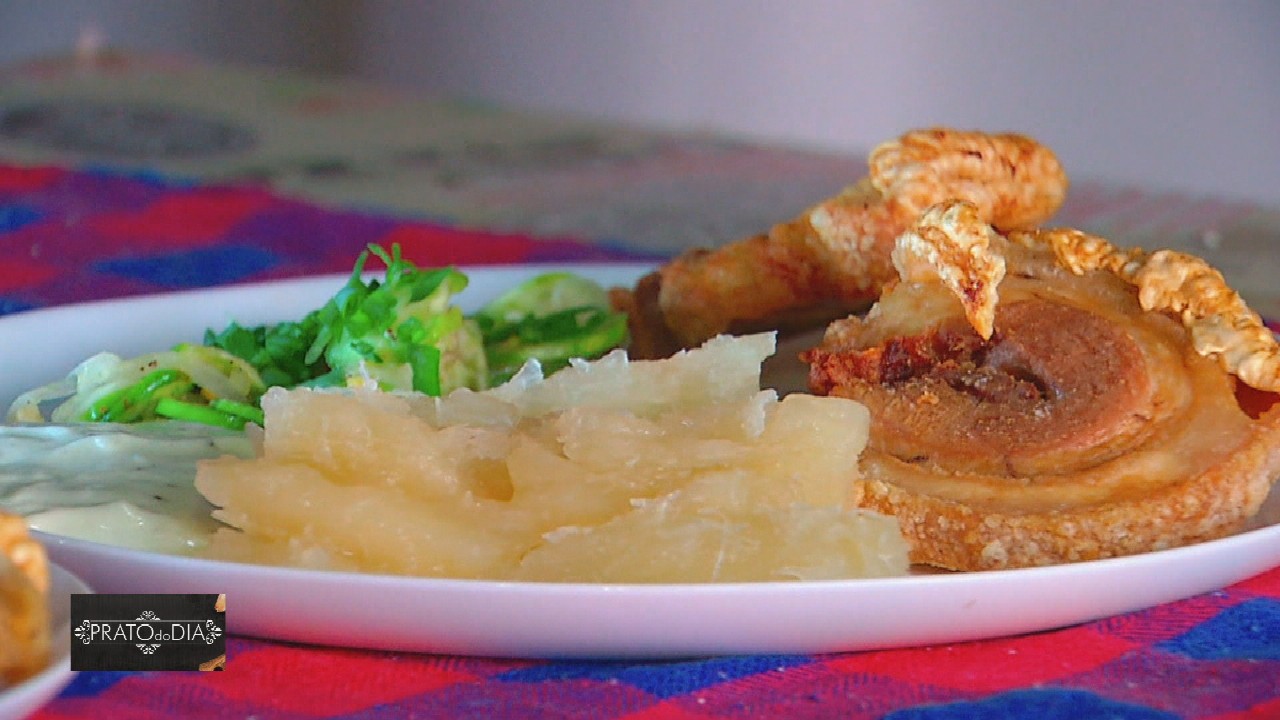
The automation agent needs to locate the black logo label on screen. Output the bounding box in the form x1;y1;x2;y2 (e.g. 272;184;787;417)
70;594;226;671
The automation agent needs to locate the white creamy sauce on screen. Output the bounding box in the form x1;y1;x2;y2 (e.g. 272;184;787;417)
0;424;254;554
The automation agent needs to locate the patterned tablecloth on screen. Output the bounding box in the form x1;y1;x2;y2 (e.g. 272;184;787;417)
1;54;1278;719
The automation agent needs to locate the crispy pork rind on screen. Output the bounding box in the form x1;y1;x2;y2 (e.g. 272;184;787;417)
1008;228;1280;392
890;201;1006;340
617;128;1069;357
869;128;1069;230
1;512;51;686
806;201;1280;570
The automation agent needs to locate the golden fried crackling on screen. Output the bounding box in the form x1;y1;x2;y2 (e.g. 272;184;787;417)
1006;228;1280;393
1;511;50;686
804;201;1280;570
0;514;47;596
614;128;1068;358
891;201;1006;341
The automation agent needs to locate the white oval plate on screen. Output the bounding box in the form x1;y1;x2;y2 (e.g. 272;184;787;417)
0;564;89;720
3;264;1280;659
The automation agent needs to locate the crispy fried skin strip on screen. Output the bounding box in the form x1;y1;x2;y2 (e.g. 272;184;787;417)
892;201;1006;340
617;128;1068;357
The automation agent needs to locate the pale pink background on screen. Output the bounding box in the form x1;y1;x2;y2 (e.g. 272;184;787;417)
1;1;1277;206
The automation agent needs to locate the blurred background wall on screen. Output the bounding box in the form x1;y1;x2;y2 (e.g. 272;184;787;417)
1;0;1277;205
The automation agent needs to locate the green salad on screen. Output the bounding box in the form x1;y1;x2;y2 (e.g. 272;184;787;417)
6;244;629;430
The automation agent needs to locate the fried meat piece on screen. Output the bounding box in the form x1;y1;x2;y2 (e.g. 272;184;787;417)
0;512;50;686
618;128;1069;358
804;201;1280;570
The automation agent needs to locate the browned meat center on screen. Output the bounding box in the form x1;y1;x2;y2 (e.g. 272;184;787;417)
807;299;1156;476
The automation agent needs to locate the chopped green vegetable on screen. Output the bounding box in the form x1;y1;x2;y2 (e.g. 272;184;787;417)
6;244;632;430
2;343;268;428
84;369;191;423
154;398;254;430
474;271;611;329
204;320;322;389
205;244;488;397
306;244;487;395
209;398;267;426
474;271;630;385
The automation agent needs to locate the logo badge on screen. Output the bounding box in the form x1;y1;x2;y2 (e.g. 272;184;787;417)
70;594;226;671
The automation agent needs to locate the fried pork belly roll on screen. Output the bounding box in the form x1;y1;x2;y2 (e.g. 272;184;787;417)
804;201;1280;571
614;128;1069;358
